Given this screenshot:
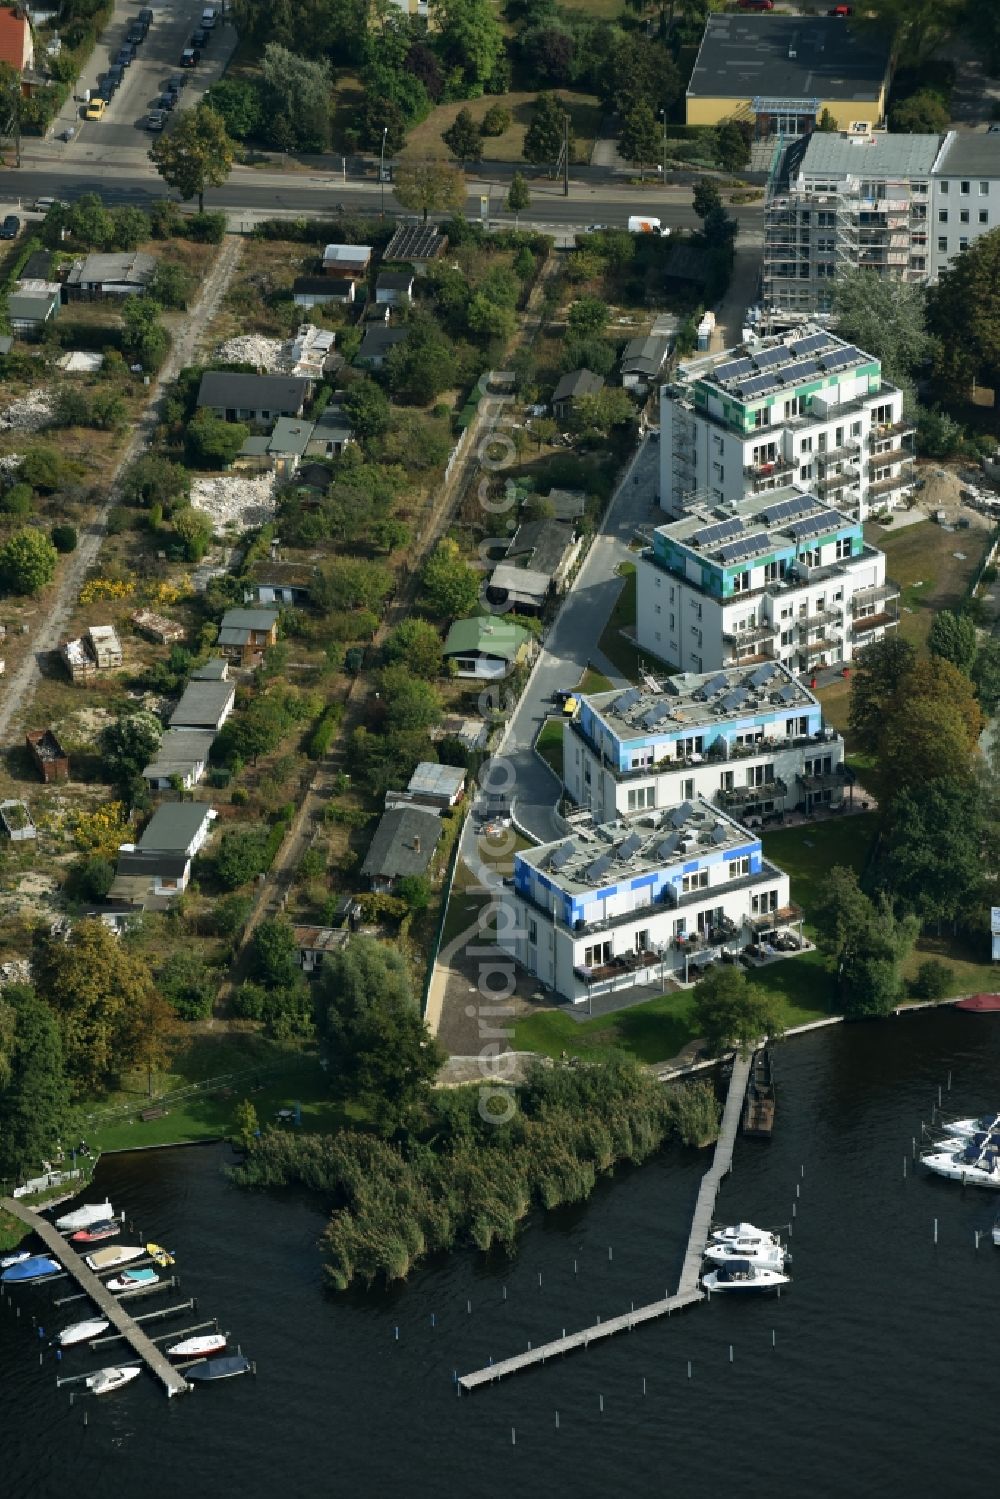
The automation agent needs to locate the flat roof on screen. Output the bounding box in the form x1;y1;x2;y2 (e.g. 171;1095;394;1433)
934;129;1000;179
220;608;278;631
681;324;876;403
799;129;943;181
688;15;891;104
657;489;856;565
582;661;817;740
443;616;531;660
268;418;314;456
139;802;214;853
517;799;755;897
407;762;466;799
169;678;235;727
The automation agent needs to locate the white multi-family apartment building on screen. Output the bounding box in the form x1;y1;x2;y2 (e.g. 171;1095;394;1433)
660;326;914;521
497;797;794;1003
635;489;899;676
563;663;850;826
763;127;1000;321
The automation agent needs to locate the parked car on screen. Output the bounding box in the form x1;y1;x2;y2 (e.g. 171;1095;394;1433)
106;64;124;88
828;3;853;13
191;27;209;47
738;0;774;9
180;46;200;67
126;23;145;45
31;196;65;213
201;6;217;27
0;213;20;239
98;79;116;102
145;109;166;132
138;7;154;27
166;74;186;94
115;44;135;67
84;96;106;120
156;91;177;112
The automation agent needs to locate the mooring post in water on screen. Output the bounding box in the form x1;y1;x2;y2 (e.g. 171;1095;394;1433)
573;1259;578;1275
801;1164;805;1179
642;1377;646;1396
608;1246;613;1263
947;1070;952;1091
687;1361;692;1380
511;1428;516;1446
772;1329;776;1348
934;1218;939;1244
599;1394;604;1413
903;1156;907;1180
555;1411;560;1429
938;1085;942;1107
431;1313;435;1328
538;1272;542;1288
975;1230;980;1250
795;1184;800;1199
729;1345;734;1364
792;1202;797;1218
83;1410;87;1428
912;1137;916;1160
502;1286;507;1302
466;1300;471;1314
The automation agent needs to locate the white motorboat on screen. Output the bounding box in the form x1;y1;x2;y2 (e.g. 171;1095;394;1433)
704;1237;787;1268
166;1333;228;1360
107;1269;159;1292
0;1249;32;1269
939;1113;1000;1139
57;1317;110;1347
85;1244;145;1272
54;1201;114;1233
702;1259;790;1293
709;1222;780;1247
86;1365;142;1396
922;1142;1000;1188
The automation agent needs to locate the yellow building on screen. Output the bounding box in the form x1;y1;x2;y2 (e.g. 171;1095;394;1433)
686;15;891;136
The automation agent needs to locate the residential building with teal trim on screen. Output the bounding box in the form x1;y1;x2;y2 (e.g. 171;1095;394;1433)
563;662;850;824
498;797;794;1003
635;488;898;676
660;325;913;520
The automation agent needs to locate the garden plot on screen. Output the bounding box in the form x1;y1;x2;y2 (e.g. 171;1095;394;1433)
191;473;278;530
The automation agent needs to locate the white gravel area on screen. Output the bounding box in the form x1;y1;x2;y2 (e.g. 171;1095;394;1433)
191;473;278;529
0;388;55;431
214;334;286;369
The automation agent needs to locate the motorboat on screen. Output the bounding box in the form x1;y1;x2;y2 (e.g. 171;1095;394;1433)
85;1244;145;1272
704;1237;787;1268
185;1353;251;1382
939;1114;1000;1139
57;1317;110;1347
922;1142;1000;1188
167;1333;228;1360
0;1249;32;1269
70;1221;120;1244
709;1222;780;1247
702;1259;790;1293
1;1255;61;1284
107;1268;159;1292
54;1201;113;1233
955;993;1000;1013
86;1366;142;1396
929;1130;1000;1153
146;1242;174;1268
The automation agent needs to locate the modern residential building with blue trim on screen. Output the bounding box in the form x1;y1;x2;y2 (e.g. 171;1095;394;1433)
563;662;850;824
498;798;793;1003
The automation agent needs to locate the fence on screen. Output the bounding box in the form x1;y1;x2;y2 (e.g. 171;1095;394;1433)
81;1064;284;1127
13;1168;81;1199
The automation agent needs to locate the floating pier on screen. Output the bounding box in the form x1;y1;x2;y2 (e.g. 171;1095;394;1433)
457;1051;753;1392
1;1197;190;1397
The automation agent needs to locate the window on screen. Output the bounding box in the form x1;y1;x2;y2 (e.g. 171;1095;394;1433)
961;181;970;195
584;941;612;967
677;736;704;759
780;629;793;647
751;890;779;915
669;613;675;630
713;435;724;453
732;570;751;594
655;603;661;614
980;181;990;196
980;210;990;225
635;930;650;953
938;235;948;252
960;209;970;224
630;751;653;769
764;560;783;583
673;917;687;938
940;181;949;194
728;856;751;879
528;919;537;944
627;786;655;812
713;462;724;481
800;436;813;454
783;397;803;419
681;777;695;799
682;869;709;894
911;256;926;271
835;536;852;560
960;236;969;251
747;764;774;787
720;770;734;791
800;463;814;481
938;209;949;224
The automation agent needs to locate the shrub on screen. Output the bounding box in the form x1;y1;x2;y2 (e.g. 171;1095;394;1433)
910;959;954;1001
481;104;511;136
51;524;78;554
187;212;227;244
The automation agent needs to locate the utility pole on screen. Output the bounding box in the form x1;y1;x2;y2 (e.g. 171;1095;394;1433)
563;113;569;198
660;107;667;184
379;126;388;219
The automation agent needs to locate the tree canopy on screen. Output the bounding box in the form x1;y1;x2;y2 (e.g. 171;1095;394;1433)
393;160;465;223
692;967;784;1058
812;867;919;1018
927;609;977;675
848;636;917;755
928;228;1000;394
149;105;234;211
0;528;58;595
0;985;69;1184
832;270;930;390
420;538;480;618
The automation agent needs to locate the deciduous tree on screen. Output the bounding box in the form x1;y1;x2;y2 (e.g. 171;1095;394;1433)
692;968;784;1058
928;228;1000;394
430;0;505;91
713;117;751;172
0;986;70;1183
383;618;443;677
262;44;332;149
442;106;482;162
420;537;480;617
393;159;465;223
832;270;930;388
875;778;986;926
619;101;661;181
523;91;570;167
928;608;977;675
848;636;917;755
0;528;58;595
149;104;234;211
506;171;530;227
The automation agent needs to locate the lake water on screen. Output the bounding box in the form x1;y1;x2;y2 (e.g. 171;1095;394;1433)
2;1009;998;1498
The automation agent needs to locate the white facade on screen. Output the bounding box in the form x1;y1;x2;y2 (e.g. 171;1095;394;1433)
661;327;914;521
636;490;898;676
563;665;848;824
930;133;1000;279
498;798;793;1003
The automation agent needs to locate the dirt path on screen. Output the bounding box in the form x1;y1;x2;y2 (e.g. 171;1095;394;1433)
0;235;245;749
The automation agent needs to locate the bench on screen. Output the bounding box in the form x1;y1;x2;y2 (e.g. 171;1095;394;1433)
140;1107;167;1122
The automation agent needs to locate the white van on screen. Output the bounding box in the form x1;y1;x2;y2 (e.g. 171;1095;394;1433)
201;6;217;26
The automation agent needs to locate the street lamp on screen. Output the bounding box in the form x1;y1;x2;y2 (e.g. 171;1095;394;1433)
380;126;388;219
660;107;667;183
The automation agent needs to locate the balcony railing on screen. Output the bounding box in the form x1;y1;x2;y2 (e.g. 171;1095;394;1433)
816;470;858;493
796;764;856;791
851;610;898;634
868;473;912;497
872;418;915;439
868;447;912;469
851;580;900;612
574;948;660;985
723;622;776;645
816;442;860;465
743;456;794;480
717;778;788;808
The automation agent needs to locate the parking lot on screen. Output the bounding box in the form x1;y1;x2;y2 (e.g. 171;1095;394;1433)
66;0;237;149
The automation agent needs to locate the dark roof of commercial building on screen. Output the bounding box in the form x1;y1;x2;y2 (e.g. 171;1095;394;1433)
197;371;309;413
934;129;1000;178
621;334;670;376
360;806;442;881
116;849;189;880
688;16;891;104
376;271;415;290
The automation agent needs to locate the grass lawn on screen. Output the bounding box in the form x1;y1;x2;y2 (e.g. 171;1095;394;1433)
81;1032;347;1154
868;517;991;652
761;814;878;919
597;563;647;682
579;667;614;694
536;716;565;777
515;989;696;1064
403;91;603;167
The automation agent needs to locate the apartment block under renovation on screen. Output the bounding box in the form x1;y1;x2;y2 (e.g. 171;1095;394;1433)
764;127;1000;321
660;325;914;521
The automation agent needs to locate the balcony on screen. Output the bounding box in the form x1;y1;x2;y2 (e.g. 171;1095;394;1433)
717;778;788;809
796;764;856;792
816;469;859;494
851;610;898;635
816;442;860;465
868;473;912;498
743;456;794;481
751;901;803;932
723;621;776;646
851;580;900;612
574;947;660;985
800;605;844;627
868;447;912;468
872;418;916;439
800;637;840;657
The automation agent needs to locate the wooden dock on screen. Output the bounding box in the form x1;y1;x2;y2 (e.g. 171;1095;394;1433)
457;1051;752;1392
1;1197;190;1397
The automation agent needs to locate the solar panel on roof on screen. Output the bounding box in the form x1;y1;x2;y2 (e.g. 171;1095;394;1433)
787;358;820;383
586;853;612;883
618;833;643;859
711;824;729;845
715;357;754;384
751;347;789;371
762;495;817;526
790;332;833;358
721;688;749;712
748;664;778;688
718;532;772;566
550;842;575;871
670;802;694;828
788;509;843;541
820;346;862;373
614;687;641;714
657;834;680;860
642;702;671;730
704;672;729;696
777;683;799;704
692;515;743;549
736;374;777;400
